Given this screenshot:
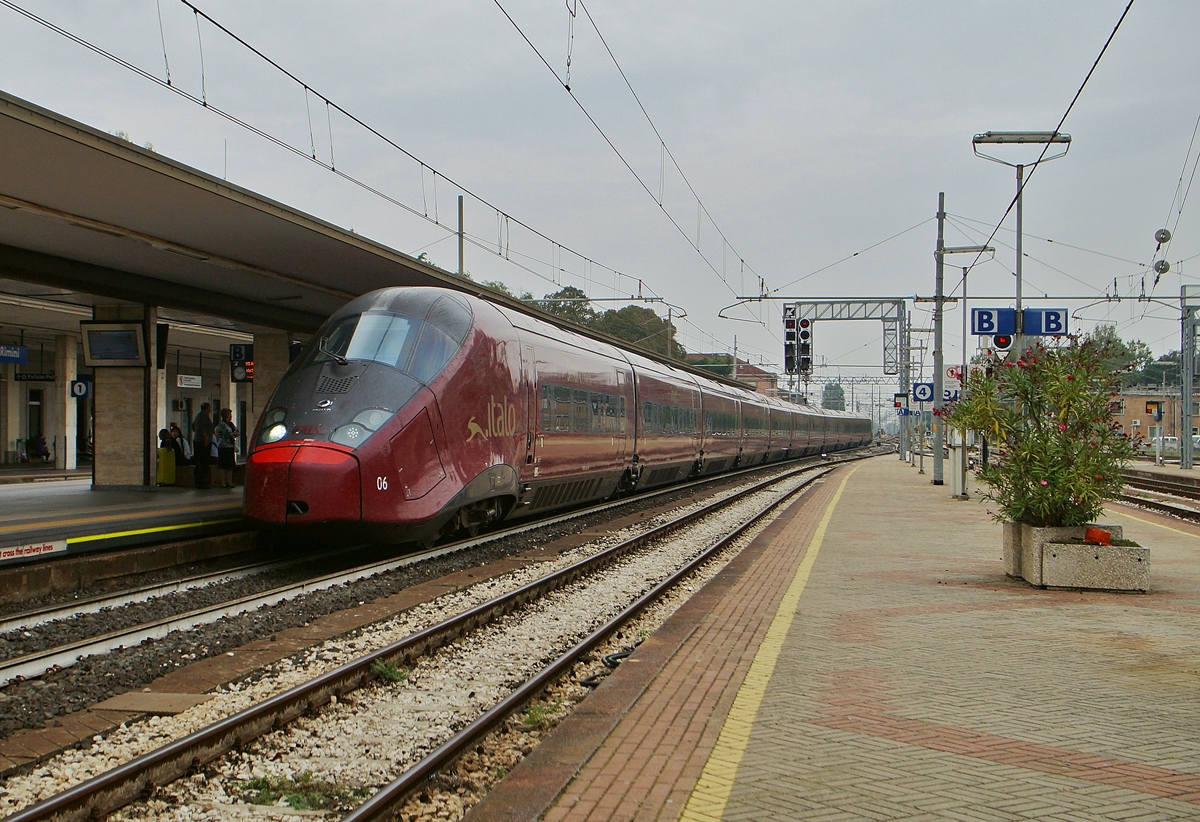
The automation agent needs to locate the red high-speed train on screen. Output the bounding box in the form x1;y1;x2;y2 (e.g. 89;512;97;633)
243;287;871;542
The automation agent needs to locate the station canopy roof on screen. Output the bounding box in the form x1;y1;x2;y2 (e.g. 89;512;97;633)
0;89;477;334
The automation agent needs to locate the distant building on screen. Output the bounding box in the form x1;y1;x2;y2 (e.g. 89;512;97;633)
1112;387;1200;442
684;354;778;396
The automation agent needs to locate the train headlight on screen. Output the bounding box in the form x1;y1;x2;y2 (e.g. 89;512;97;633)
261;423;288;444
266;408;287;424
331;423;369;447
353;409;389;430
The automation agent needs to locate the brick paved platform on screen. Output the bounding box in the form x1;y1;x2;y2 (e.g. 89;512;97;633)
472;455;1200;821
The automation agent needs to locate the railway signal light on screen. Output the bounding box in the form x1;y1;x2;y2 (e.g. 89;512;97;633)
992;334;1013;356
798;318;813;376
1146;401;1163;421
783;305;798;374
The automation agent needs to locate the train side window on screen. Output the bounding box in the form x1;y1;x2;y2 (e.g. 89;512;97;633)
409;324;457;383
541;384;551;431
590;393;602;433
619;397;627;433
424;294;473;343
554;386;572;432
572;390;589;433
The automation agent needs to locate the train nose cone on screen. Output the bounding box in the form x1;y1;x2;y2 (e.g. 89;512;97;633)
244;444;361;523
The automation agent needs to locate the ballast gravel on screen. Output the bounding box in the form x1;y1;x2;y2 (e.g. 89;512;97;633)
0;469;817;819
0;466;804;740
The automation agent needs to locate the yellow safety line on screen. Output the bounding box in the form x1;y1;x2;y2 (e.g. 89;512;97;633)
679;463;859;822
66;517;244;545
1109;507;1200;539
0;503;239;535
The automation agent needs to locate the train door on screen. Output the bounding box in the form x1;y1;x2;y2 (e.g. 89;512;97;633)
522;346;538;481
614;369;628;461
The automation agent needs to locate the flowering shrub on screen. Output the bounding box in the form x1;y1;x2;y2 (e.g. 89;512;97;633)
947;332;1135;527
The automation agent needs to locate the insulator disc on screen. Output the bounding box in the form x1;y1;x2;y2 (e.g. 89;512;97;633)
1154;259;1171;275
1155;228;1172;244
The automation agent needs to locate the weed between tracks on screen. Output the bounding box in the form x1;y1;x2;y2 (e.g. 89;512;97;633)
371;659;412;683
237;770;369;811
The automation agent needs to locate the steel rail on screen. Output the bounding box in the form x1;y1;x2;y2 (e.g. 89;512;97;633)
0;551;329;636
1122;475;1200;500
2;456;858;822
1117;494;1200;522
342;462;844;820
0;451;863;686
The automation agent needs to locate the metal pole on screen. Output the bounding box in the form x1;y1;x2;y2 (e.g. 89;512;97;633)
1183;294;1195;469
918;401;925;474
899;306;909;461
666;306;673;360
960;265;969;497
732;336;737;381
1014;165;1025;346
933;192;945;485
457;195;465;276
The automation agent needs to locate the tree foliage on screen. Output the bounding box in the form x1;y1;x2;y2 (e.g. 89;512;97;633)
481;280;534;301
1087;324;1155;386
822;382;846;411
686;354;733;377
947;332;1135;527
537;286;597;326
472;283;687;358
592;305;686;358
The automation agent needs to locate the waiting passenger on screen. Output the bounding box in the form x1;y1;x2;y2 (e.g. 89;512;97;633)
31;434;50;463
214;408;239;488
169;422;192;464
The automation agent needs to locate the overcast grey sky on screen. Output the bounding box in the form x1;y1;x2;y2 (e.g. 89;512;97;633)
1;1;1197;390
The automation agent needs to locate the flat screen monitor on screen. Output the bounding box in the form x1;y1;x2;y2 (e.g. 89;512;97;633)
81;323;147;367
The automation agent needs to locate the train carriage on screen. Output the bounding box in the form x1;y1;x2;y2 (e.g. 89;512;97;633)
244;286;871;543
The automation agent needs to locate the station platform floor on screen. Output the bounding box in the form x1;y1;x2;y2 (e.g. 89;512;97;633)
471;455;1200;821
0;463;91;485
0;478;244;561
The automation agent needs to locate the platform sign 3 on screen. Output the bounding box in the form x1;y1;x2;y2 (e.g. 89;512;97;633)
971;308;1016;335
912;382;935;403
1023;308;1068;336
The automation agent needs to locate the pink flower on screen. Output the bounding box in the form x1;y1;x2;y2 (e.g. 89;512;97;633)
1040;480;1048;486
1059;424;1067;431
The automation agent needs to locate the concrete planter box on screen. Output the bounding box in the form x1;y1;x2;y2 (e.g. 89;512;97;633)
1002;522;1148;593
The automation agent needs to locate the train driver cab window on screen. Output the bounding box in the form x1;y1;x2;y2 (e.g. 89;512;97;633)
314;312;416;369
345;313;414;365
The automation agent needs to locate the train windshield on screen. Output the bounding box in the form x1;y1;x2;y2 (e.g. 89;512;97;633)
316;312;417;369
309;310;463;383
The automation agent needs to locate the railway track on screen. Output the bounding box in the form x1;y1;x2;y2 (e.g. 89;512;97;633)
0;455;861;821
0;450;874;691
1119;469;1200;521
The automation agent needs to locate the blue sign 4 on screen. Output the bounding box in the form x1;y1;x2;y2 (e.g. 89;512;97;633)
912;382;935;403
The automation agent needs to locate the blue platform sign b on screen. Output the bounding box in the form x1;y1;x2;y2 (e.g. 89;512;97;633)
971;308;1015;335
1024;308;1068;336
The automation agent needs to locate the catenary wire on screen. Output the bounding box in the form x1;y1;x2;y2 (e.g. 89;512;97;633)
958;0;1136;277
0;0;682;319
490;0;752;306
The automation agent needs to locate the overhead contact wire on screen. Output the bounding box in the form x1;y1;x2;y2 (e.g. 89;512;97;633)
0;0;670;310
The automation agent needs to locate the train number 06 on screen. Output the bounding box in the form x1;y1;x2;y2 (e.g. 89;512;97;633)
376;476;388;491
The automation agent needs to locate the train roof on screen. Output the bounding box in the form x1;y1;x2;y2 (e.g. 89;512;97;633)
345;285;869;420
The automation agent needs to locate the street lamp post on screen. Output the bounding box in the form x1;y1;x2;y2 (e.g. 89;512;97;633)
972;132;1071;352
